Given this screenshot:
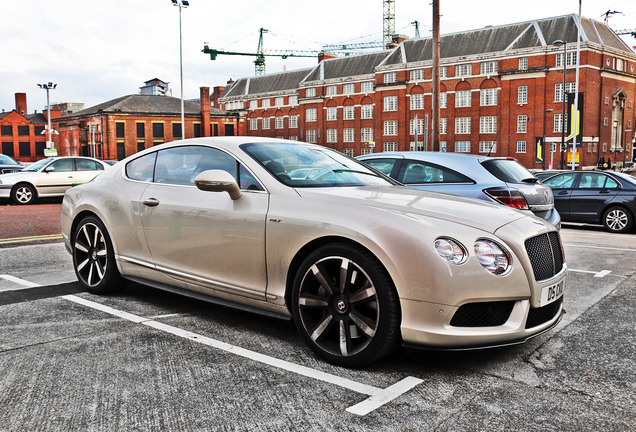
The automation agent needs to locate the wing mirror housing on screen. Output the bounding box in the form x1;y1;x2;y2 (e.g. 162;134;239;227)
194;169;242;200
44;166;55;173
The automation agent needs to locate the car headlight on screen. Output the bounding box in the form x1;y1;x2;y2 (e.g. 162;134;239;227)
474;239;511;275
434;238;468;264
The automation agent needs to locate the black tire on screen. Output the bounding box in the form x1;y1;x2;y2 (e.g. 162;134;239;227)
291;243;401;367
72;216;123;294
11;183;36;205
602;206;633;233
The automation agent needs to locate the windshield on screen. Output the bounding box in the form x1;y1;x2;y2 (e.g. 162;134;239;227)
23;158;53;172
0;154;18;165
241;142;397;188
481;159;536;184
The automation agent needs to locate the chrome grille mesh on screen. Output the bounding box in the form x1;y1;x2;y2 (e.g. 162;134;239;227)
524;232;564;281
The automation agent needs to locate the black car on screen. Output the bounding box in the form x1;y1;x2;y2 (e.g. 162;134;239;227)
0;154;24;174
542;170;636;233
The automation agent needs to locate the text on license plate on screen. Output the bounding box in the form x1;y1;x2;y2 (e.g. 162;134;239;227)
540;279;564;306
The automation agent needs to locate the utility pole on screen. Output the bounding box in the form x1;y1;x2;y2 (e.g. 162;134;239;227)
37;82;57;153
431;0;440;152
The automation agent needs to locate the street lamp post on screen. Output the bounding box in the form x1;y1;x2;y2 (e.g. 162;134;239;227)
37;82;57;151
553;40;567;169
543;109;553;170
172;0;189;139
613;119;619;170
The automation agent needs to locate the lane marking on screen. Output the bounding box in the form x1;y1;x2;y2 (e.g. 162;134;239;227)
563;243;636;253
0;234;63;245
3;275;420;415
568;269;613;278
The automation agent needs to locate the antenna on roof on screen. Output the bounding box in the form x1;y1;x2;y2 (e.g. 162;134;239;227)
601;10;623;25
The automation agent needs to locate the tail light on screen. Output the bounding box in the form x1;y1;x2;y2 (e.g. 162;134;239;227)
484;188;529;210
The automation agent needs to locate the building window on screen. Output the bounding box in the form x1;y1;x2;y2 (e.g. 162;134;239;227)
480;88;497;106
518;86;528;104
604;117;609;127
410;118;425;136
19;142;31;157
306;130;317;143
480;116;497;134
360;147;373;155
343;128;355;142
361;81;373;92
439;141;447;152
262;117;271;130
326;85;338;96
343;83;354;94
289;135;298;141
384;120;398;136
384;96;398;111
554;113;568;132
455;141;471;152
34;125;45;136
410;69;424;81
326;106;338;121
249;100;258;109
480;61;498;74
384;142;398;152
275;97;284;106
361;127;374;142
306;108;317;122
261;99;270;108
343;148;355;157
556;52;577;68
456;90;471;107
275;116;284;129
384;71;397;83
517;115;528;133
361;104;373;119
456;64;471;77
18;126;29;136
1;126;12;136
172;122;182;138
479;141;497;153
555;82;576;102
440;118;447;134
516;141;527;153
410;94;424;110
343;105;355;120
289;115;299;128
250;118;259;130
440;66;448;78
193;123;201;138
116;122;125;139
289;96;298;105
152;122;164;145
327;129;338;143
440;92;447;108
519;57;528;70
605;96;610;105
455;117;471;134
305;87;316;97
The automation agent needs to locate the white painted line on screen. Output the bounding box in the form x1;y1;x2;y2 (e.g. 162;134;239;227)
0;274;41;288
62;295;149;324
346;376;424;416
568;269;613;278
594;270;612;278
563;243;636;252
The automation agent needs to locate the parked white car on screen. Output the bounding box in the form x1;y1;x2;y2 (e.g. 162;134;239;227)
0;156;110;204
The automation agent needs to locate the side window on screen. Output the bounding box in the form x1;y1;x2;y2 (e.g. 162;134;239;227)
75;158;104;171
48;159;74;172
126;152;157;182
399;160;472;184
362;158;398;176
579;173;607;189
544;173;577;189
604;176;619;189
239;165;265;191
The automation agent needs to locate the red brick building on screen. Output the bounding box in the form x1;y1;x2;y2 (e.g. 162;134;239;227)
0;93;59;163
53;87;241;161
219;15;636;169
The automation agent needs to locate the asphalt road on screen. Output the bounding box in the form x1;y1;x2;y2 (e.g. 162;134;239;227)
0;204;635;430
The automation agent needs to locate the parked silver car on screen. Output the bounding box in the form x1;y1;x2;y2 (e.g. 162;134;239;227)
357;152;561;229
61;137;566;367
0;154;24;174
0;156;109;204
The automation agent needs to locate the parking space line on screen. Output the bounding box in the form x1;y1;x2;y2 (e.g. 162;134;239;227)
346;376;423;416
563;243;636;253
0;274;41;288
568;269;614;278
0;234;63;245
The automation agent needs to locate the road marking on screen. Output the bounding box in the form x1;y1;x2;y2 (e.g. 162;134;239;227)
3;274;420;415
568;269;613;278
0;234;63;245
563;243;636;253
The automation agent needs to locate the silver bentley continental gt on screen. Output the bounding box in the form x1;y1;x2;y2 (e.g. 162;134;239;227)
60;137;566;367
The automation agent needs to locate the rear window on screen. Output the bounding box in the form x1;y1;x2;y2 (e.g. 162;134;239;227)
481;159;535;184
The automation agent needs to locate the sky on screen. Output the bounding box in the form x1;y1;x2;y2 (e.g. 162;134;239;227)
1;0;635;114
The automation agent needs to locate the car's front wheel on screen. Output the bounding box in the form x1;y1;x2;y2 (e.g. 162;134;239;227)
603;206;633;233
72;216;123;294
291;243;401;367
11;183;36;205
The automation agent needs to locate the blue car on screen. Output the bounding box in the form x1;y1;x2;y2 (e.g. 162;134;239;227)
357;152;561;229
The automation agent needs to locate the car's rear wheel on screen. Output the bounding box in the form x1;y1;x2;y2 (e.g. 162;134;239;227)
603;206;633;233
72;216;123;294
291;243;401;367
11;183;36;205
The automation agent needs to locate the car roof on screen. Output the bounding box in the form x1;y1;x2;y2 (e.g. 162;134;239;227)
358;151;512;163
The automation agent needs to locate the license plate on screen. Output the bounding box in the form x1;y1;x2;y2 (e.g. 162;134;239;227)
540;279;564;306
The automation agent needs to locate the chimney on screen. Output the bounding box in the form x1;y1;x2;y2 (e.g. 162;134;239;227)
200;86;211;137
318;52;337;63
226;78;234;85
15;93;27;115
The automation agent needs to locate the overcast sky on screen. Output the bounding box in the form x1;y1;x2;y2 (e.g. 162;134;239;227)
1;0;634;114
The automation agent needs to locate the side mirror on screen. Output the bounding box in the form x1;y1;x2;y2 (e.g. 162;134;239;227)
194;169;242;200
44;166;55;173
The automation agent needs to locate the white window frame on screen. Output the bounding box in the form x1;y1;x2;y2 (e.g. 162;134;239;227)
262;117;271;130
440;66;448;78
516;141;527;153
456;64;471;77
480;88;497;106
440;118;447;135
275;116;284;129
410;118;426;136
384;96;398;111
518;86;528;104
479;116;497;134
306;108;317;122
361;81;373;92
554;113;568;133
384;120;398;136
326;85;338;96
410;69;424;81
249;100;258;109
556;52;577;68
343;83;354;94
343;105;355;120
306;130;317;143
343;128;355;143
384;71;397;83
517;115;528;133
249;118;258;130
361;127;373;142
455;141;471;152
305;87;316;98
410;94;424;110
519;57;528;70
326;107;337;121
343;148;355;157
480;61;498;75
440;92;447;109
384;142;398;152
289;95;298;106
555;82;576;103
289;115;298;129
261;99;270;108
455;117;471;134
479;141;497;153
275;97;284;106
361;104;373;119
456;90;471;107
327;129;338;143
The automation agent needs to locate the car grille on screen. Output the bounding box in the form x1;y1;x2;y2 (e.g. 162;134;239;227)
524;231;564;281
1;168;21;174
450;301;515;327
525;297;563;329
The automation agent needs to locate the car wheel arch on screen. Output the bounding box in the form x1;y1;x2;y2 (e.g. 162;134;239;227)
601;204;634;232
70;210;119;257
11;182;38;202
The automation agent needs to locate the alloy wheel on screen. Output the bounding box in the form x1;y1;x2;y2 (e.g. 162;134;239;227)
74;222;108;287
605;209;629;232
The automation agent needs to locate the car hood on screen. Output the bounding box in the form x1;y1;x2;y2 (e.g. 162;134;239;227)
296;186;531;233
0;171;36;183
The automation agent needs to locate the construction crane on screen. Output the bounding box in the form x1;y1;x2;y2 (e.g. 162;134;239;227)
383;0;395;48
321;41;384;52
202;28;320;75
616;28;636;37
411;20;421;38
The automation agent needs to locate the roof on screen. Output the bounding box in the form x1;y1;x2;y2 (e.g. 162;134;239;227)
383;14;633;66
223;68;314;98
25;113;48;125
304;51;392;82
58;94;229;119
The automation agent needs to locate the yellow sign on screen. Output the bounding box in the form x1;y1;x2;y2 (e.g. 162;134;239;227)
566;152;580;163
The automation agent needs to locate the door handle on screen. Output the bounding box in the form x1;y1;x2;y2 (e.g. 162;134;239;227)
143;198;160;207
558;191;569;195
